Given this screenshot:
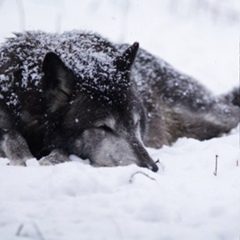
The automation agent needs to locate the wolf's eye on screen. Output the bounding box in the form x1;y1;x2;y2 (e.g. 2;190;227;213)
97;125;113;132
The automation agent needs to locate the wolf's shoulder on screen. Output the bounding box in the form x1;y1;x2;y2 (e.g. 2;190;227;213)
0;30;117;60
0;30;119;84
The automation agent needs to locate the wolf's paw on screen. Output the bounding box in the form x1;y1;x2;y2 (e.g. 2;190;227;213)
39;149;70;166
7;160;26;166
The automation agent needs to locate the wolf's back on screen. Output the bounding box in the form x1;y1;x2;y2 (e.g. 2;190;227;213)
0;31;120;110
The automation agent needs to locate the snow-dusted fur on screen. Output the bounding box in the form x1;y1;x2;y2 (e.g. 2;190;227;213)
0;31;239;169
120;45;239;148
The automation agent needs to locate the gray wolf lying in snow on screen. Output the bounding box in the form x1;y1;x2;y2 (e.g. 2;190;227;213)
0;31;239;172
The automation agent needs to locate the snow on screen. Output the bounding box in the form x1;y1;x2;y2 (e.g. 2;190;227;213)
0;131;239;240
0;1;239;240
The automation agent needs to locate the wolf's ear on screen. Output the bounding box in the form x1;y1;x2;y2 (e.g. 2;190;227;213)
42;52;75;113
114;42;139;72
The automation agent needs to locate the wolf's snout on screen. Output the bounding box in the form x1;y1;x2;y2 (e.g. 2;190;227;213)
141;161;158;172
132;139;159;172
138;155;159;172
148;162;159;172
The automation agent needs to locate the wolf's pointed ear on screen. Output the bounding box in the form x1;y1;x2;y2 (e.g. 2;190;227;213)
42;52;75;112
114;42;139;72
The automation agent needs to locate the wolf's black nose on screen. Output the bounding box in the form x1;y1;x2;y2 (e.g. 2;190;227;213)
150;163;159;172
143;162;158;172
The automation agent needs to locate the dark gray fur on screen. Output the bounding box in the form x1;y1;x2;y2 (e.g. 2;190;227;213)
0;31;239;171
121;45;239;148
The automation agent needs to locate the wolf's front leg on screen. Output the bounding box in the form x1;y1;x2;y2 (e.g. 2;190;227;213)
39;149;70;166
0;130;34;166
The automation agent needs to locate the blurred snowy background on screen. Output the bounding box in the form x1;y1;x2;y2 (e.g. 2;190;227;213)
0;0;239;93
0;1;239;240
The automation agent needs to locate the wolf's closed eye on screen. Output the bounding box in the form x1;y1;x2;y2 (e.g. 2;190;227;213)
95;125;113;133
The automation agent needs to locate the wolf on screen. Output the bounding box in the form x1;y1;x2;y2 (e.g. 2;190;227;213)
0;31;239;172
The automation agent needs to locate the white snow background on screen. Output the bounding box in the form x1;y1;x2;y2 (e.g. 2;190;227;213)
0;0;239;240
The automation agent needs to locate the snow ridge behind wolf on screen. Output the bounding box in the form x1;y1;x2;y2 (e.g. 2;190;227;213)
0;31;239;171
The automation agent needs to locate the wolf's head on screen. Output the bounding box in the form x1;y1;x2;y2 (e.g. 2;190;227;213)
41;43;158;172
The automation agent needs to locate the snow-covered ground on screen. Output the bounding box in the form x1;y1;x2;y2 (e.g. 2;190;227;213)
0;0;239;239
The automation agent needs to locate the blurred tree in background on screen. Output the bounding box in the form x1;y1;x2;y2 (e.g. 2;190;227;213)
0;0;239;36
168;0;239;24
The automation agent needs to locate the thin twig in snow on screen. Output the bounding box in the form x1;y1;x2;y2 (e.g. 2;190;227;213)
213;155;218;176
16;223;24;236
129;171;156;183
32;222;46;240
156;159;165;171
15;222;46;240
